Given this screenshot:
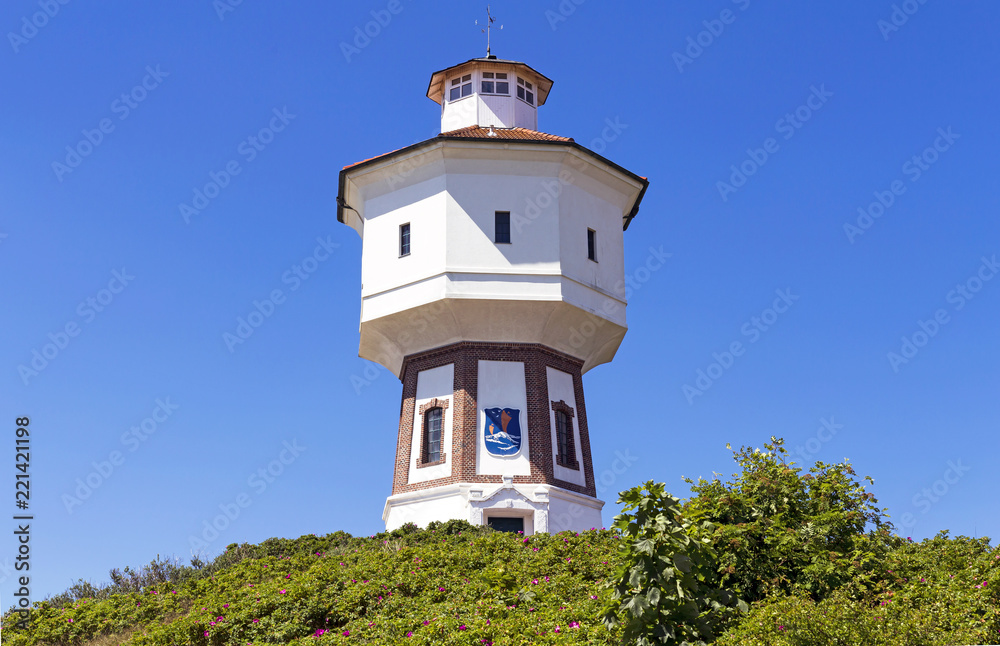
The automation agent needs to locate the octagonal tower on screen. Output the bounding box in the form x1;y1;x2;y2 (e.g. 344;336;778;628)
337;55;648;534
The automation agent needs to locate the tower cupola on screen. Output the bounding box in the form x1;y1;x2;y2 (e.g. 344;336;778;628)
426;58;553;132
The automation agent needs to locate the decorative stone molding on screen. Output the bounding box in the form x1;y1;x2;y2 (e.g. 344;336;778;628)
467;484;550;534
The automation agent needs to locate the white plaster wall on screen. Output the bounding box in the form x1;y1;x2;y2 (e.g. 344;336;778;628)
559;183;625;299
546;367;586;487
476;360;531;476
384;488;469;531
444;172;561;271
346;144;644;375
407;364;454;484
547;491;604;533
360;178;447;299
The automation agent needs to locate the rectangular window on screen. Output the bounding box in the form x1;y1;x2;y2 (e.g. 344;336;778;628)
516;77;534;105
425;408;442;463
482;72;509;95
495;211;511;244
556;411;570;462
587;228;597;262
449;74;473;101
399;223;410;257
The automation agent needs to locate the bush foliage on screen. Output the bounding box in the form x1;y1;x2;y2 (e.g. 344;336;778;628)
3;439;997;645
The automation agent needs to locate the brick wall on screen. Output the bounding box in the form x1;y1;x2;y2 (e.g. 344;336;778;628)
391;341;597;498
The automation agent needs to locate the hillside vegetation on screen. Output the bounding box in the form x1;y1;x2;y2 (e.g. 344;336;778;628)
3;439;998;645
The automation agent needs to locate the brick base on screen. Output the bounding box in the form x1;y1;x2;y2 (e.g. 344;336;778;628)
391;341;597;498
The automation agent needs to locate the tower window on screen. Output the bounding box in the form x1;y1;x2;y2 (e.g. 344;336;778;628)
516;77;534;105
587;228;597;262
449;74;473;101
482;72;509;95
423;407;443;464
495;211;511;244
399;223;410;257
551;400;579;470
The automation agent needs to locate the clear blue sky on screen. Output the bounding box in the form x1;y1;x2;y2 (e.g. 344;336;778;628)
2;1;998;604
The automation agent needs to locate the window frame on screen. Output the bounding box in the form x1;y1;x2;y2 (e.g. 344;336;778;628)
551;400;579;470
494;211;511;244
417;398;450;468
481;71;510;96
399;222;411;257
449;73;473;102
587;228;597;262
516;77;535;106
423;407;443;464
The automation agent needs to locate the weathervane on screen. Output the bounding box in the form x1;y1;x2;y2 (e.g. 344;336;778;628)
476;5;502;58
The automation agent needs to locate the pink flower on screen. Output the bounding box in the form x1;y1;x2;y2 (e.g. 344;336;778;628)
407;631;413;637
253;619;260;623
423;620;430;625
204;631;209;637
223;604;230;608
532;579;539;585
460;625;467;631
279;589;287;594
438;587;445;592
343;630;350;637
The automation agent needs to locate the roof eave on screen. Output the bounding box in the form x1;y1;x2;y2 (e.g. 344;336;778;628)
337;136;648;231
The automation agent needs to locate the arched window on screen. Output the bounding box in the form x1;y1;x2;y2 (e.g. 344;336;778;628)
423;407;443;464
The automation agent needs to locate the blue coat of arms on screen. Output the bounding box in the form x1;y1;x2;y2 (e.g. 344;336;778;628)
483;407;522;456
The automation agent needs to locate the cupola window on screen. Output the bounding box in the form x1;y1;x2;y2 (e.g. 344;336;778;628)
481;72;509;95
516;77;534;105
449;74;473;101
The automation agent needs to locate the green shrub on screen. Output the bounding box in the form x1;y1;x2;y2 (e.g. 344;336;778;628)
602;481;746;645
684;437;894;603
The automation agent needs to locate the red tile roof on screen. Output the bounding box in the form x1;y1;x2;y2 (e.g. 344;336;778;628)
438;125;573;142
342;127;573;169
